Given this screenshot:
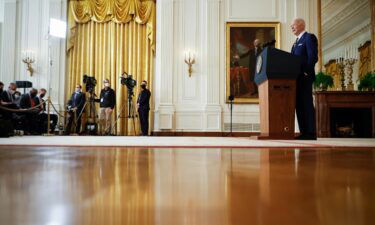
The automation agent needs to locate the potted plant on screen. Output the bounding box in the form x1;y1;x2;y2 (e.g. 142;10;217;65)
314;72;334;91
358;71;375;91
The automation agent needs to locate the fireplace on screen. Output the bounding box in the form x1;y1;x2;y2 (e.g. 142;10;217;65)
330;108;372;138
315;91;375;138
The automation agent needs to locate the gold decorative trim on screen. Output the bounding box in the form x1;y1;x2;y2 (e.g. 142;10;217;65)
225;22;281;104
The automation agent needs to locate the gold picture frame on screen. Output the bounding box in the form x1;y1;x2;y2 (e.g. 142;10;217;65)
226;22;281;104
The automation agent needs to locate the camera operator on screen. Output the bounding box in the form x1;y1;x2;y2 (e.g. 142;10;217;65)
137;81;151;136
37;88;58;133
65;84;86;135
98;79;116;135
19;88;40;134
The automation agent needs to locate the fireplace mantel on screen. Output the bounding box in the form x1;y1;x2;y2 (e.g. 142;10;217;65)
315;91;375;138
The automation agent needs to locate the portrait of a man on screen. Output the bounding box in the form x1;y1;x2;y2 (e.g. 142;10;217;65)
226;22;280;103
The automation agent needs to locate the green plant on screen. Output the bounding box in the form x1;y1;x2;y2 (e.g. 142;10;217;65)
358;71;375;91
314;72;334;91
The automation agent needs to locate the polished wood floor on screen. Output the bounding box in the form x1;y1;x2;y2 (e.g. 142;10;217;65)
0;146;374;225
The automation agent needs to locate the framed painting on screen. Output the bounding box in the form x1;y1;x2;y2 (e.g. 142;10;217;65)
226;22;281;103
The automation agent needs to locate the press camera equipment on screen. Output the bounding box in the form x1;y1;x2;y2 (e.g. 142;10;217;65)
120;72;137;96
110;72;138;135
226;95;235;136
83;74;97;93
83;74;98;135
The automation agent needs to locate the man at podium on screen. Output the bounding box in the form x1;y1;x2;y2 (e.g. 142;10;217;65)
290;18;318;140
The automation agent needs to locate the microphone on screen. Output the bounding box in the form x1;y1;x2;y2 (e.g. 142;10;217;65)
262;39;276;48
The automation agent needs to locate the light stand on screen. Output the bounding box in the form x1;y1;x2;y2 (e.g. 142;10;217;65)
226;95;234;137
126;89;137;136
43;19;67;136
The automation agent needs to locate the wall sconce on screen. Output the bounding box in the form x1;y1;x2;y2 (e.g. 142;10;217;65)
22;50;36;76
184;50;195;77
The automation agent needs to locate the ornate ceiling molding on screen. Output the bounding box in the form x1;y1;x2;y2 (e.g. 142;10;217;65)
322;0;368;34
323;18;371;60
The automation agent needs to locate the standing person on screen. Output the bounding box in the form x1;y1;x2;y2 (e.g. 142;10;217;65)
137;81;151;136
65;84;86;135
98;79;116;135
290;18;318;140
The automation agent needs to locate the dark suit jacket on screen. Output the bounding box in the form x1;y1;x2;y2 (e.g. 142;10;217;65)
35;96;46;112
99;88;116;109
68;92;86;111
19;94;38;109
137;89;151;111
291;32;318;80
1;90;14;103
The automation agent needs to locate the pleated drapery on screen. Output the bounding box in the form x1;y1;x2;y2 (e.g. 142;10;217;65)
67;0;155;135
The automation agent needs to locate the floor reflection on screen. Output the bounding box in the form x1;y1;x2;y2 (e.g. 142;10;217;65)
0;147;374;225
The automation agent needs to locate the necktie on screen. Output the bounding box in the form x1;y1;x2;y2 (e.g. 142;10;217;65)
294;38;299;47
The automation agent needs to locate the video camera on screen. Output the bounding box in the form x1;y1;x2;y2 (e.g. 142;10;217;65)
83;74;97;93
120;72;137;96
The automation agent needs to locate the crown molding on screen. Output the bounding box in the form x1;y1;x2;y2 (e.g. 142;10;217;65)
323;0;368;33
323;18;371;56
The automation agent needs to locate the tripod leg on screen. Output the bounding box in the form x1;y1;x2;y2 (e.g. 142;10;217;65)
130;101;137;136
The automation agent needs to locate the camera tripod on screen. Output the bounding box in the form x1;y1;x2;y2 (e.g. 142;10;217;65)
85;90;98;135
111;90;137;136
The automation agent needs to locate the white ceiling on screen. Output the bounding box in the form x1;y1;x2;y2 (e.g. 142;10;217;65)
322;0;370;48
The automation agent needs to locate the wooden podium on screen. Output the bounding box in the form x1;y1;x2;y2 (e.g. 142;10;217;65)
252;47;301;140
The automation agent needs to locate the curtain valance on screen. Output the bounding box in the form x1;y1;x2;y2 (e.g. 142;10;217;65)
68;0;155;51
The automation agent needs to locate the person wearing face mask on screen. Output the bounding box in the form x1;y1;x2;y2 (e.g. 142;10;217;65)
0;82;4;96
98;79;116;135
137;81;151;136
19;88;40;134
66;84;86;135
13;91;21;107
37;88;58;133
1;83;18;107
0;83;19;122
0;81;4;118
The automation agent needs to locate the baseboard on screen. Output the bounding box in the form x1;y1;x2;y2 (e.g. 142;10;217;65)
151;131;260;137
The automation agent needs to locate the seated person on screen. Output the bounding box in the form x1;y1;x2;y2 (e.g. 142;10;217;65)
36;88;58;133
0;81;4;118
13;91;21;107
19;88;40;134
0;83;20;125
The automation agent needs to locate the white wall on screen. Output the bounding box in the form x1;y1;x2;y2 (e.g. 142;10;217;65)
0;0;320;133
0;0;67;110
154;0;319;132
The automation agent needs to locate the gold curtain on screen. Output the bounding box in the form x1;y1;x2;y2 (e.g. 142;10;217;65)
67;0;155;135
